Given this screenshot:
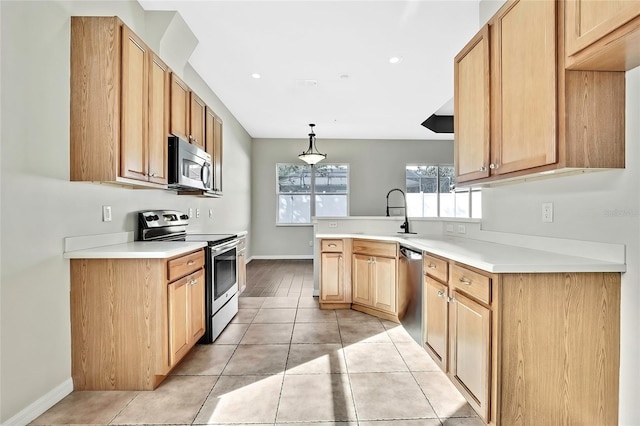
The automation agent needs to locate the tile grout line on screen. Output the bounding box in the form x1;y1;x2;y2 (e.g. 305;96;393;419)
337;309;360;425
272;296;299;424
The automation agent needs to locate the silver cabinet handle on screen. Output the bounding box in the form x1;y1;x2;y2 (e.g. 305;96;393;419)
328;244;337;248
459;277;472;285
427;263;437;269
489;163;499;170
480;165;487;171
188;279;198;286
437;290;445;298
187;260;195;266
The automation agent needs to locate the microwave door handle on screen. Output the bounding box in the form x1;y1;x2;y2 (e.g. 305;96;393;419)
201;162;212;189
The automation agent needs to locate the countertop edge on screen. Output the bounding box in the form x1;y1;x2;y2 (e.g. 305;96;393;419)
63;241;208;259
315;233;626;274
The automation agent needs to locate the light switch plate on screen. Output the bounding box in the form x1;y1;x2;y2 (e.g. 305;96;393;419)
102;205;112;222
542;202;553;223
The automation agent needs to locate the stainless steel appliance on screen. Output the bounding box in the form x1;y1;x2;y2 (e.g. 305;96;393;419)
168;135;212;191
137;210;239;344
186;233;238;343
398;245;423;345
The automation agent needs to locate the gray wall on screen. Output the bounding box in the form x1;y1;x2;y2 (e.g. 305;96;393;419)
251;138;453;257
0;1;251;421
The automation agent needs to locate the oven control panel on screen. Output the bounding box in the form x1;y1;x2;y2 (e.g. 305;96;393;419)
139;210;189;228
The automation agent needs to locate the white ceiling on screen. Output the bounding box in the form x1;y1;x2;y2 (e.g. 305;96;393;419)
138;0;480;140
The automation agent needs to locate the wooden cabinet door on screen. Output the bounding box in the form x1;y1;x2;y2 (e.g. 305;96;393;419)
168;276;189;366
147;53;169;184
454;25;490;183
187;269;205;345
352;254;372;306
565;0;640;57
320;252;345;303
213;114;223;193
424;276;448;371
492;0;557;175
170;73;190;141
449;290;491;421
237;250;246;292
189;92;206;148
120;25;148;182
205;107;223;192
372;256;396;314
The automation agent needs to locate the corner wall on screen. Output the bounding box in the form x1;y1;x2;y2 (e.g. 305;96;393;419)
251;138;453;258
0;1;251;422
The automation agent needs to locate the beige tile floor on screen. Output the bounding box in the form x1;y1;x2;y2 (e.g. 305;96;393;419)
32;295;483;425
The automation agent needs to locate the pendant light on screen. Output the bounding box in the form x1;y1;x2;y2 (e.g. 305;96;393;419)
298;123;326;165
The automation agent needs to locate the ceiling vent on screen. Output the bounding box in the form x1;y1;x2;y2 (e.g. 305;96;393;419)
421;114;454;133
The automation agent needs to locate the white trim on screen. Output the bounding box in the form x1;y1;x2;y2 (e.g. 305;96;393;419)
2;378;73;426
251;254;314;260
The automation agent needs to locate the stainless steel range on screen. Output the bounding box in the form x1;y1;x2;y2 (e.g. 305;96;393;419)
138;210;239;344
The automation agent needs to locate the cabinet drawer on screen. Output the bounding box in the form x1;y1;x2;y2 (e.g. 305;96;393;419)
423;253;448;283
168;250;204;282
321;239;344;252
450;263;491;305
353;239;396;257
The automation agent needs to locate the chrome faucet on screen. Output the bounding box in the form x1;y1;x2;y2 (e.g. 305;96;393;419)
385;188;416;234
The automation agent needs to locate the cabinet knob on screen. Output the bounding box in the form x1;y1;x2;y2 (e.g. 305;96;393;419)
189;279;197;286
459;277;472;285
480;165;487;172
428;263;437;269
328;244;337;248
489;163;499;170
437;290;445;298
187;260;195;266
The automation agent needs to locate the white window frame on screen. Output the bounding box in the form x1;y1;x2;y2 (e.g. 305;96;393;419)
276;163;350;226
405;164;481;219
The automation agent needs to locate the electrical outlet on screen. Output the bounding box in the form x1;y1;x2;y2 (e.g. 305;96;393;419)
102;205;112;222
446;224;454;233
209;209;213;218
196;208;200;218
457;224;466;234
542;202;553;223
328;221;338;228
188;208;193;218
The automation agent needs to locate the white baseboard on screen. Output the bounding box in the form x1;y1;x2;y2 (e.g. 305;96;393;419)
250;255;314;260
2;378;73;426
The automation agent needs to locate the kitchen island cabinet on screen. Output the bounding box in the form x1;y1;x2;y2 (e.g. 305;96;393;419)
70;248;205;391
319;239;351;309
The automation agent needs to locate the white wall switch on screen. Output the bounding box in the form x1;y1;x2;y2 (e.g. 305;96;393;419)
457;224;466;234
328;221;338;228
102;205;112;222
188;208;193;218
542;202;553;223
308;240;313;247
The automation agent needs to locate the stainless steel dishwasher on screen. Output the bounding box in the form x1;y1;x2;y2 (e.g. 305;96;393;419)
398;246;423;345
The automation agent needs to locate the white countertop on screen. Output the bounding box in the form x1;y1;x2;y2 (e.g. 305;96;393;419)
316;233;626;273
63;241;207;259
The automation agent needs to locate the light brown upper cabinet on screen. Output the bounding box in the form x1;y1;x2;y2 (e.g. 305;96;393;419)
170;73;206;149
454;26;490;182
454;0;626;186
205;107;224;194
71;17;169;188
565;0;640;71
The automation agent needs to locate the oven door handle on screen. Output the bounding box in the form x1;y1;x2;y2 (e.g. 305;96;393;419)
210;239;238;254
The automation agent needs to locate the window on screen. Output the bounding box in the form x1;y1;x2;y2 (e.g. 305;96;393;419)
277;163;349;224
405;165;481;218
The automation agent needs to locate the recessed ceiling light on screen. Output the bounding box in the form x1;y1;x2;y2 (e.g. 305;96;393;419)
251;73;261;79
389;56;402;64
339;74;350;80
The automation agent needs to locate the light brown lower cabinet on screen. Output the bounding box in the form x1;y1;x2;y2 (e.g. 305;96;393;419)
70;249;205;390
319;239;351;309
421;258;621;425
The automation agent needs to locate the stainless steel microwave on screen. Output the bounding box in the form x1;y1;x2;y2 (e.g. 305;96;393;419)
168;135;212;191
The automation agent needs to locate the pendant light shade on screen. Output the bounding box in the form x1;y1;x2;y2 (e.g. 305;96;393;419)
298;123;326;165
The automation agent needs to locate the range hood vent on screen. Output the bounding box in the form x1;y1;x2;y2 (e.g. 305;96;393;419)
421;114;454;134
